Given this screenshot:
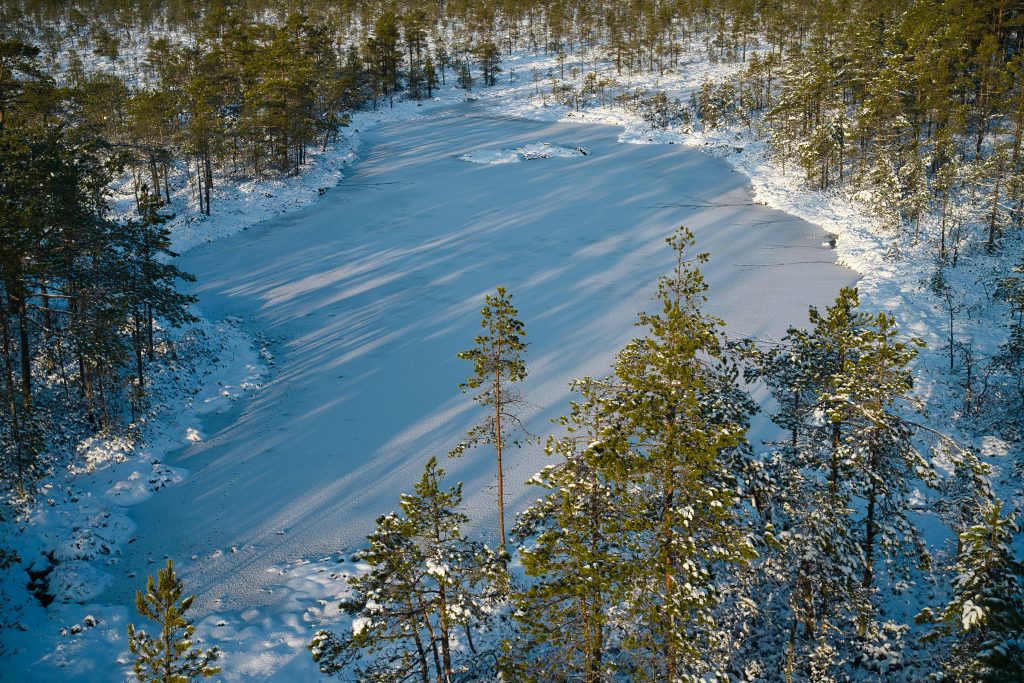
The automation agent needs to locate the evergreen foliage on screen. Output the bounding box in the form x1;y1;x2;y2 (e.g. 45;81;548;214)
918;500;1024;682
1;43;196;495
508;378;630;681
308;457;505;682
604;227;758;681
451;286;531;551
127;559;221;683
510;227;758;682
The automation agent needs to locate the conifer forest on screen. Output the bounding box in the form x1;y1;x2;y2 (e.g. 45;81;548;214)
1;0;1023;681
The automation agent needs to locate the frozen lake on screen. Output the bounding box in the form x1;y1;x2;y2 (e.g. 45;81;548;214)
107;107;857;616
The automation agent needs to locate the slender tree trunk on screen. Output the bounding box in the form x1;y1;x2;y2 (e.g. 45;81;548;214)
12;285;32;413
2;308;25;494
133;311;145;404
97;371;108;427
494;342;506;551
146;303;155;362
830;343;846;495
437;582;452;682
661;442;677;683
948;293;956;371
54;331;71;402
940;190;949;259
40;282;52;343
588;469;603;679
863;457;877;588
149;159;161;204
204;147;213;216
404;596;430;683
988;154;1004;252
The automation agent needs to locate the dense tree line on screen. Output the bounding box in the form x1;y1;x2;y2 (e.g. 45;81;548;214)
4;3;508;222
1;40;195;497
6;0;1021;248
309;230;1024;681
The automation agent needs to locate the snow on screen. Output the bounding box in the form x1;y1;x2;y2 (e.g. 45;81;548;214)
3;42;1020;682
1;315;265;680
460;142;589;164
961;600;984;630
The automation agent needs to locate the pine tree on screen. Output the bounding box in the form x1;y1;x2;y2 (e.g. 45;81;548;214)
605;226;758;681
918;500;1024;682
120;188;197;414
308;457;504;682
127;559;221;683
472;41;501;86
509;377;630;681
451;286;531;552
424;54;438;98
456;62;473;91
368;10;402;107
741;286;958;676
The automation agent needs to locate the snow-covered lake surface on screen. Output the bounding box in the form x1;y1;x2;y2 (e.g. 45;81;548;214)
107;107;856;613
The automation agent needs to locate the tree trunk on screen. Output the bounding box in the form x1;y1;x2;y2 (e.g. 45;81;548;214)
661;443;677;682
988;154;1004;252
437;582;452;682
494;342;506;551
405;595;430;683
133;311;145;409
204;148;213;216
11;285;32;413
862;405;881;590
40;282;52;343
940;190;949;260
2;309;25;494
146;303;155;362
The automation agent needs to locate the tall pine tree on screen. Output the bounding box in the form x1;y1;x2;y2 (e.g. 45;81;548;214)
451;286;531;552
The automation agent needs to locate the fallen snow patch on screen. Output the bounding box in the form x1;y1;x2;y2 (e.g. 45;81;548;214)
104;461;186;505
48;562;112;604
459;142;589;164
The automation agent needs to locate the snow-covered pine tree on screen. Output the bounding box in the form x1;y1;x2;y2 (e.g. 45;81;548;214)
993;254;1024;432
741;286;957;678
451;286;531;551
127;559;220;682
120;186;197;414
424;53;438;98
456;62;473;91
823;309;929;590
508;377;631;682
604;226;758;682
308;457;505;682
732;439;868;681
918;499;1024;682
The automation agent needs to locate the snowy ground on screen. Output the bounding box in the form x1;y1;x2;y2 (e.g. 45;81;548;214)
3;45;1017;681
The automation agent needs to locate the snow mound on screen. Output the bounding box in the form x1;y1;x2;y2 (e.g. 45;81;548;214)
459;148;521;164
459;142;589;164
49;561;112;604
104;461;187;505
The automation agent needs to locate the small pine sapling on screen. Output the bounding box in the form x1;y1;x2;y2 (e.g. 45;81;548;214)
127;559;220;682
